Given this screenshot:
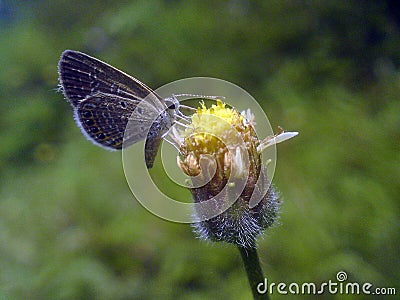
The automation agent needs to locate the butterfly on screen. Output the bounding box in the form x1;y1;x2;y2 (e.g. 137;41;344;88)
58;50;181;168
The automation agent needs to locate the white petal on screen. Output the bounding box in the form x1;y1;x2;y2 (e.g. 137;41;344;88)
258;131;298;152
273;131;299;144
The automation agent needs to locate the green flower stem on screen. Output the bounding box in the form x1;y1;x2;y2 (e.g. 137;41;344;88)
238;246;270;300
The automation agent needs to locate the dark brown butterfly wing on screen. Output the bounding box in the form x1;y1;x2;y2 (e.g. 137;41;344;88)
74;93;159;150
59;50;175;168
58;50;164;110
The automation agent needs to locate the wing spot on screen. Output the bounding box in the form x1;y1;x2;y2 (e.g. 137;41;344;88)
96;133;106;140
90;126;100;133
83;103;96;110
85;119;95;126
82;111;92;118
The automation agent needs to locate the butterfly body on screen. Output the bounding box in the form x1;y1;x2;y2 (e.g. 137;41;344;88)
58;50;179;168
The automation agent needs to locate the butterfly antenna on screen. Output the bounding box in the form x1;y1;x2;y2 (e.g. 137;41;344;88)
179;104;197;112
174;93;226;100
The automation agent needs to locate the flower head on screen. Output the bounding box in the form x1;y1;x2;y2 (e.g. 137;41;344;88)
175;100;297;248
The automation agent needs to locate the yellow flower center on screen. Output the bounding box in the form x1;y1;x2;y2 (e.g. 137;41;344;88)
184;100;245;152
178;100;260;184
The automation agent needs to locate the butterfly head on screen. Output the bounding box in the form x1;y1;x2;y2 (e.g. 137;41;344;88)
165;96;180;119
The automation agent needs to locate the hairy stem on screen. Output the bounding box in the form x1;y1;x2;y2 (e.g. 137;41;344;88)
238;246;270;300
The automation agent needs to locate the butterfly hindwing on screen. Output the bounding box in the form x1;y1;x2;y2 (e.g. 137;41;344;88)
75;93;159;150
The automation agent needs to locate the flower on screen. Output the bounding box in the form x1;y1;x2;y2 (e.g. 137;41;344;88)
174;100;297;248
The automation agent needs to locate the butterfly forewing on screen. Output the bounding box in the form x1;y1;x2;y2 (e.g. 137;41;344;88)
58;50;164;109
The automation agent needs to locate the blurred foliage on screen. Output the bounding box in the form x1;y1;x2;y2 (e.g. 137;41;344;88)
0;0;399;299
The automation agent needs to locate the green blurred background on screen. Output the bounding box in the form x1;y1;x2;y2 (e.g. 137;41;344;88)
1;1;399;299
